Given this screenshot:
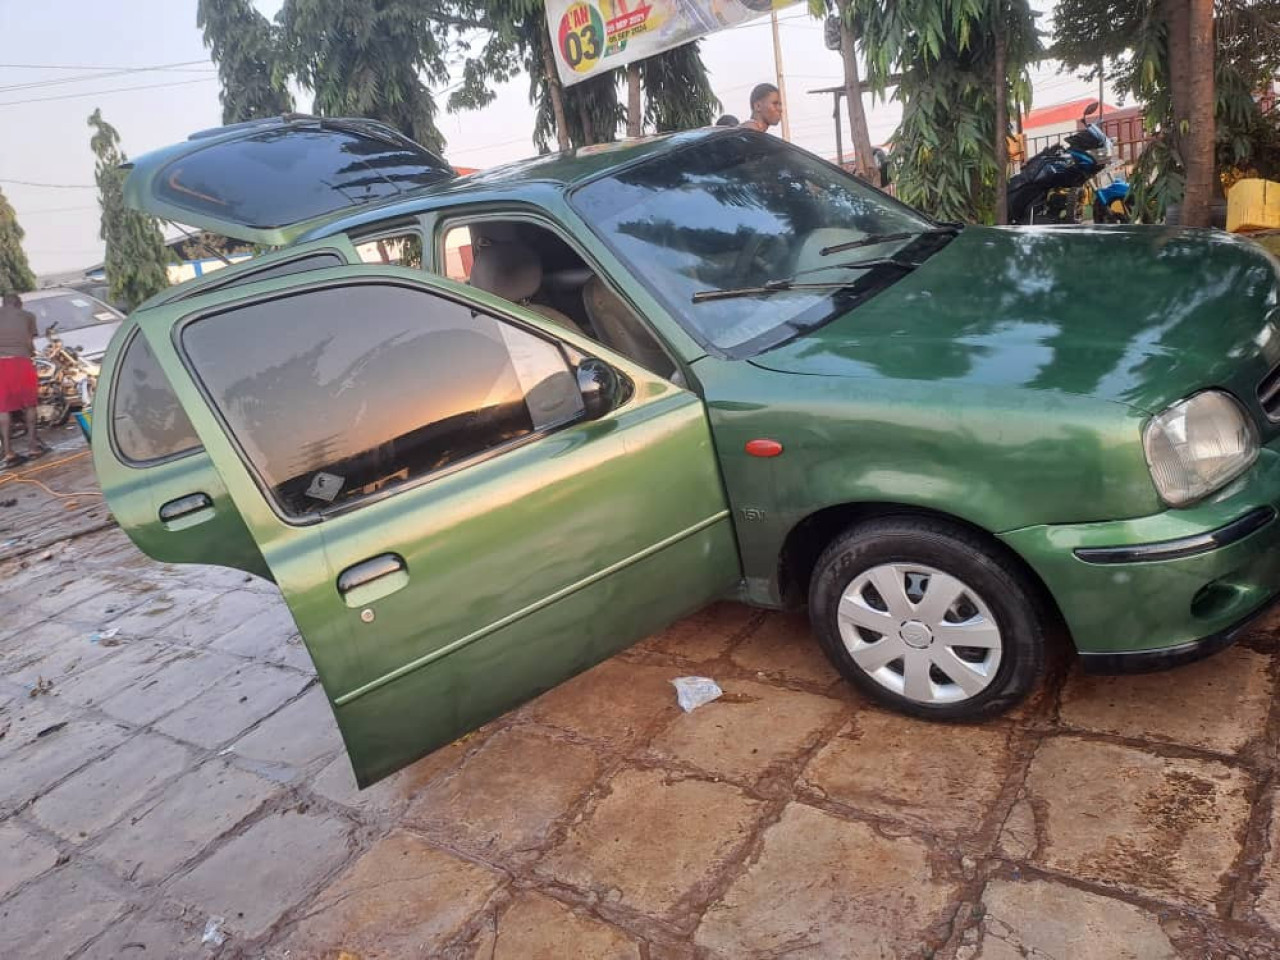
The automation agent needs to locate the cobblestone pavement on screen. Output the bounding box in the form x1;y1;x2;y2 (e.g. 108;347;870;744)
4;438;1280;958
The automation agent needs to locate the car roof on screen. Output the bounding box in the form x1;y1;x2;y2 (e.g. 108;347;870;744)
24;288;109;304
298;127;727;241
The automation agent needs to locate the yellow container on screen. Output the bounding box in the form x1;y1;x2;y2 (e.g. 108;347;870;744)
1227;178;1280;233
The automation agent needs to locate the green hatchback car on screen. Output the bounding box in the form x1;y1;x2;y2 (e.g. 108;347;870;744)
95;117;1280;786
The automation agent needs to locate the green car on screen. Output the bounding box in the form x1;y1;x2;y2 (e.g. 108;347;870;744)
95;116;1280;786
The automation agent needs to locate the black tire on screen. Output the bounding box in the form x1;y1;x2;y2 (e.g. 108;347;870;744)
808;516;1044;720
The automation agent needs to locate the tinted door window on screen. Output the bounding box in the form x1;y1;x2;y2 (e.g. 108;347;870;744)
112;333;202;463
181;283;585;517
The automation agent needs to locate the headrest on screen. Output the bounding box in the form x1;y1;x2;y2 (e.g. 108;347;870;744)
469;240;542;303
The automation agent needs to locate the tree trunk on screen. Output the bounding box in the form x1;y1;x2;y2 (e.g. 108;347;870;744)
836;0;875;181
541;35;572;152
627;63;642;138
1182;0;1215;226
1162;0;1192;222
993;3;1009;224
578;97;596;145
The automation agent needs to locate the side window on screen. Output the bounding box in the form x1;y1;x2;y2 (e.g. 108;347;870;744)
355;231;423;269
112;333;202;464
181;283;585;518
170;251;346;303
438;220;677;380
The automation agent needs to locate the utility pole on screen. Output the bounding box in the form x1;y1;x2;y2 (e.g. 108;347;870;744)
770;10;791;141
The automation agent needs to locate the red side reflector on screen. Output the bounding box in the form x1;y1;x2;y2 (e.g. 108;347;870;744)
745;439;783;458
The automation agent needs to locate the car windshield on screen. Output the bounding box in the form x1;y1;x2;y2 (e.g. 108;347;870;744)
571;132;933;356
26;293;121;335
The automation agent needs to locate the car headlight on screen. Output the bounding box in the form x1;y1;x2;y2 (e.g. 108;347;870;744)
1143;391;1258;507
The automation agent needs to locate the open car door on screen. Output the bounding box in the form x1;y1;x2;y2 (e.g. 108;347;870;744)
127;264;742;786
121;115;455;246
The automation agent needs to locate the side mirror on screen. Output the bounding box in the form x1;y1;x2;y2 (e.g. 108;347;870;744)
577;358;625;420
1083;102;1100;119
46;320;59;336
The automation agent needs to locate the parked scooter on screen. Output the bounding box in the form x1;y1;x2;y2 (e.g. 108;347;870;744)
18;323;98;430
1007;102;1112;225
1091;170;1133;224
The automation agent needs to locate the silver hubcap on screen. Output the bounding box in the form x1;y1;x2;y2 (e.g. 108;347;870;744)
836;563;1003;704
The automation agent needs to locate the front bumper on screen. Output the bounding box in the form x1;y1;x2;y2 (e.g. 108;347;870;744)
1000;445;1280;668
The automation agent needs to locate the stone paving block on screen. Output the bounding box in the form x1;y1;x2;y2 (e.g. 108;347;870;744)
538;767;767;922
310;733;475;818
649;678;846;786
1059;645;1273;754
154;663;311;749
0;693;74;760
1013;736;1251;908
230;685;341;770
93;759;278;883
48;581;154;626
79;904;210;960
467;891;642;959
31;733;191;843
210;599;306;665
148;588;281;647
50;638;180;707
407;726;601;861
0;821;60;899
0;864;128;958
695;802;955;959
103;586;228;639
0;618;96;679
166;808;352;939
729;611;842;687
276;829;502;959
29;570;119;617
971;878;1177;960
99;650;242;726
0;601;54;647
802;710;1012;837
523;659;685;745
0;719;130;812
634;602;759;662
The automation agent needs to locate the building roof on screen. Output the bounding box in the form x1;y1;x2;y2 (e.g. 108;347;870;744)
1022;98;1117;131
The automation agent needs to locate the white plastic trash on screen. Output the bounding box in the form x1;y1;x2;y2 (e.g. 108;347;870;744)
671;676;723;713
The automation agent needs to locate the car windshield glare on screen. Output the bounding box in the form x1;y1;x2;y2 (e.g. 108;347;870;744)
571;133;932;356
26;293;121;335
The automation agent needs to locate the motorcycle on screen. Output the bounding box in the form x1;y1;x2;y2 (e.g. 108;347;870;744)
1007;102;1113;225
18;323;99;431
1091;170;1134;224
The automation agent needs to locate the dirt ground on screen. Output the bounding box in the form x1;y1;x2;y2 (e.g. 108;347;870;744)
3;431;1280;958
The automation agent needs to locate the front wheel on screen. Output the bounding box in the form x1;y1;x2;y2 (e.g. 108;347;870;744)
809;517;1044;720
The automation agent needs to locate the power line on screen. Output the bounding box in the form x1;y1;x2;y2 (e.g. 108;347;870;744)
0;61;208;71
0;60;214;94
0;76;216;108
0;178;95;189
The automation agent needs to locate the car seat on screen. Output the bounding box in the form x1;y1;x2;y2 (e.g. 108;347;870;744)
468;240;585;336
582;276;673;376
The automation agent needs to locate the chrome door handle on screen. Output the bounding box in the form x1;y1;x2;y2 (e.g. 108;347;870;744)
337;554;407;595
159;492;213;523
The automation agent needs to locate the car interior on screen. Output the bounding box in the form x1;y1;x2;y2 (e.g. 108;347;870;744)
454;221;680;381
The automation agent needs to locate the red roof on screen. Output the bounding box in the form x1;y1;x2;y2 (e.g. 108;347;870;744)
1021;98;1118;131
453;165;480;176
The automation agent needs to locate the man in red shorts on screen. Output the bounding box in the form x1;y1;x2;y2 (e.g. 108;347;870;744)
0;292;48;467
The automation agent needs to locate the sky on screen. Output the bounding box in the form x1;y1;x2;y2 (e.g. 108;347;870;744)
0;0;1117;277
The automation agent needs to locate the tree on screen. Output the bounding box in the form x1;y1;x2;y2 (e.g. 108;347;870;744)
0;189;36;294
280;0;453;153
640;42;719;133
854;0;1041;223
197;0;294;124
88;109;171;310
825;0;877;180
1053;0;1280;225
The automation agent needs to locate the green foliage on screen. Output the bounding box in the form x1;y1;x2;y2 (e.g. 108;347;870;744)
88;110;171;311
1054;0;1280;220
197;0;294;124
640;42;720;133
280;0;452;153
0;189;36;295
854;0;1042;223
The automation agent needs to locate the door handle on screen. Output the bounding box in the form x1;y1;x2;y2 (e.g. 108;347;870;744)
159;492;214;527
337;553;408;607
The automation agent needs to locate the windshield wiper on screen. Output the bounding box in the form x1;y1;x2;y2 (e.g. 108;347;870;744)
819;224;962;257
692;256;917;303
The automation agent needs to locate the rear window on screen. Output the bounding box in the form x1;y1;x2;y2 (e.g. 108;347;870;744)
156;128;453;229
26;294;121;335
111;332;201;464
